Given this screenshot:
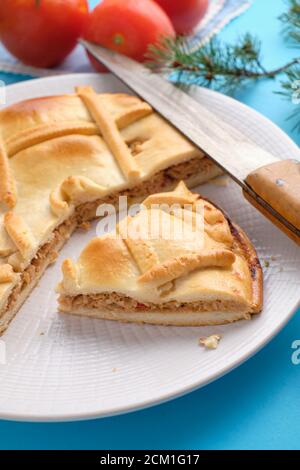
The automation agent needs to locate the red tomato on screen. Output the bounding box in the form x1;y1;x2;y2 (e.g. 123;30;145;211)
0;0;89;68
154;0;209;34
84;0;175;71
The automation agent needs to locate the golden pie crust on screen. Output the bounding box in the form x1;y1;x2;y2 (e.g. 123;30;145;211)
0;86;221;334
58;182;263;326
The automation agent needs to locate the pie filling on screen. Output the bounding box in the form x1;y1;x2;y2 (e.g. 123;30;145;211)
59;292;250;314
0;156;219;329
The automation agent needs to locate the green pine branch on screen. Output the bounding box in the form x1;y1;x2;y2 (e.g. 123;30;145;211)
278;65;300;131
147;34;298;94
280;0;300;44
279;0;300;129
146;0;300;131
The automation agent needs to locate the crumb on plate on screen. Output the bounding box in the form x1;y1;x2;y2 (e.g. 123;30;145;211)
199;334;222;350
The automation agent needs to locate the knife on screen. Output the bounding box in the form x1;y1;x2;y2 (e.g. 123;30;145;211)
80;39;300;245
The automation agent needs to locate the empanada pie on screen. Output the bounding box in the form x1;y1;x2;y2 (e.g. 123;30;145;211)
58;182;263;326
0;86;221;334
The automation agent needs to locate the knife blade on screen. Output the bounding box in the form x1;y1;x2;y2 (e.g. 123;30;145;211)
80;39;300;245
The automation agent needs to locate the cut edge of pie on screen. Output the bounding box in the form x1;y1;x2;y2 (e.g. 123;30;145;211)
0;86;222;335
57;182;263;327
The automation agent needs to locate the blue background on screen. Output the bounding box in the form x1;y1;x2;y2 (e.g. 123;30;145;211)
0;0;300;450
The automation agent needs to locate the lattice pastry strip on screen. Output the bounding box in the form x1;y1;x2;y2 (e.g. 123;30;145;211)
0;140;17;208
76;86;142;183
0;263;15;283
5;104;152;158
112;183;235;288
6;122;99;158
4;212;35;260
138;250;236;288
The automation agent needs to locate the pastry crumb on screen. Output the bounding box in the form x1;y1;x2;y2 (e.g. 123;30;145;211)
112;367;117;373
199;334;222;350
49;251;59;264
79;221;91;231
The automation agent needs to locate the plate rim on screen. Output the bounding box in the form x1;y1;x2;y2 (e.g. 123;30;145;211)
0;73;299;422
1;303;300;423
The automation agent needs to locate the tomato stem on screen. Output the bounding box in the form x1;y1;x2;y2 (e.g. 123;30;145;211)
113;34;124;46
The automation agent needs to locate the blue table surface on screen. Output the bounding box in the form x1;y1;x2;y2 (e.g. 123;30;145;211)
0;0;300;450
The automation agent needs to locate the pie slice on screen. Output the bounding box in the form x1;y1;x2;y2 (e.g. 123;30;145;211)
0;86;221;334
58;182;263;326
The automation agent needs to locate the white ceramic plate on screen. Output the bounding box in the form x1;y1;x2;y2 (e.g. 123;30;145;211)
0;73;299;422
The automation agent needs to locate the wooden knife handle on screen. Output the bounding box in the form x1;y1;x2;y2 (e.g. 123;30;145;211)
244;159;300;246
